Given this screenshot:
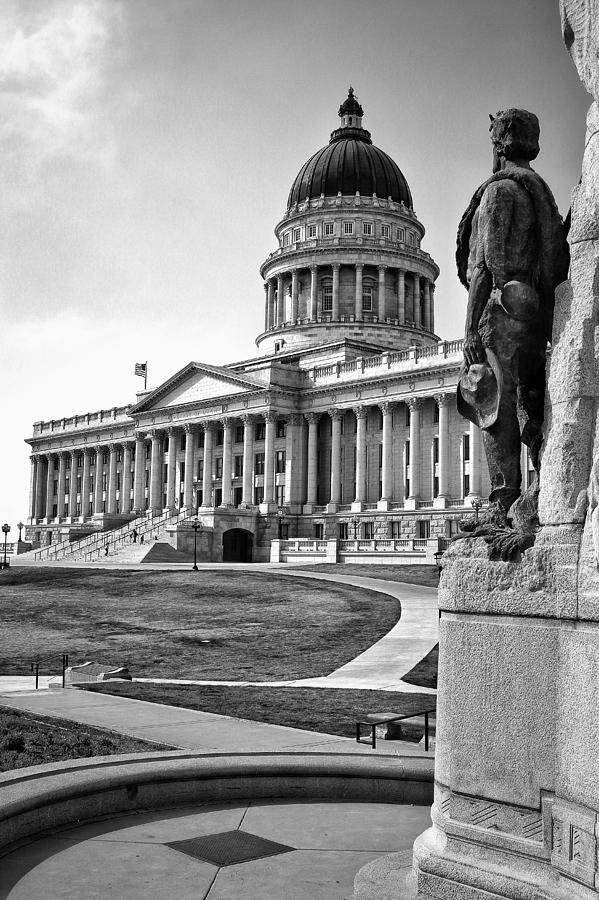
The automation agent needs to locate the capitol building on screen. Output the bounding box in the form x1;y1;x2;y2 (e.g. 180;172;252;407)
24;89;503;564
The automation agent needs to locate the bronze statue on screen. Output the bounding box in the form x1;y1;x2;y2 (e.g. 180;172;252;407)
456;109;569;555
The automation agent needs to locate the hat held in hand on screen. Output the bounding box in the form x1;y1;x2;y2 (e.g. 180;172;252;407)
457;346;502;430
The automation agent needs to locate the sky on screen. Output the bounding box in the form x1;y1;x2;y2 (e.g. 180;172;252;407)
0;0;591;531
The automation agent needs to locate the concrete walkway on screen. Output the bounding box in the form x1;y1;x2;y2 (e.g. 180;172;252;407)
0;688;433;758
0;798;425;899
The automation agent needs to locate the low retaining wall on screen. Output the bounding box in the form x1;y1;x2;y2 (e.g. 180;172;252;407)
0;751;433;856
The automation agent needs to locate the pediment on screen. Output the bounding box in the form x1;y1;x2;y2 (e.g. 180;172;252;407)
131;362;268;414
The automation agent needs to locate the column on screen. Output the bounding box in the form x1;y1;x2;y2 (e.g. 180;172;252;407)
262;411;276;508
435;394;451;506
378;265;386;320
379;402;394;507
107;444;118;514
291;269;299;321
202;423;215;505
263;282;269;331
34;456;45;520
430;283;435;334
149;431;163;512
133;435;146;512
397;269;405;324
406;398;422;505
355;263;363;320
57;452;67;518
28;456;37;520
304;413;319;512
183;424;195;510
68;452;78;518
353;406;367;508
469;420;483;499
267;280;275;329
241;415;254;506
310;267;318;320
45;455;55;519
166;427;177;510
220;419;232;506
413;273;421;327
423;280;431;331
332;264;340;320
284;414;304;510
276;274;285;324
94;447;104;514
328;409;342;510
121;442;133;515
80;449;91;518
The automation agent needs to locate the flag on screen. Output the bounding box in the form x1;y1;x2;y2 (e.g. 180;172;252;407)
134;362;147;377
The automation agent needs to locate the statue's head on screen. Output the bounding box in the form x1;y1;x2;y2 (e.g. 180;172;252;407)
489;109;540;171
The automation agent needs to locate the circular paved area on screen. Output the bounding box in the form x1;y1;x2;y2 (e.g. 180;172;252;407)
0;799;428;899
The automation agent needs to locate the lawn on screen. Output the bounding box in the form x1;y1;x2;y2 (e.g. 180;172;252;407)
289;564;439;588
0;568;401;682
84;682;436;740
0;706;171;772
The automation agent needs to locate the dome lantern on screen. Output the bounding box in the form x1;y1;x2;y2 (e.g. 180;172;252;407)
338;86;364;129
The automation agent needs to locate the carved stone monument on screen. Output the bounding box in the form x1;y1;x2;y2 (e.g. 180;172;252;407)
351;4;599;897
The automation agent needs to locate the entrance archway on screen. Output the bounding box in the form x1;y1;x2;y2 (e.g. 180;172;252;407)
222;528;253;562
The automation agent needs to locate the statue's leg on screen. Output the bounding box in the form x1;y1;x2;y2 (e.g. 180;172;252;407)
482;375;522;515
517;346;547;470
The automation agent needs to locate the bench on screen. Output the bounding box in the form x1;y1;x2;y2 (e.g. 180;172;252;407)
355;709;435;750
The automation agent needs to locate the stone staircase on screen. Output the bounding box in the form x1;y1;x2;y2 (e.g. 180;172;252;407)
13;510;193;565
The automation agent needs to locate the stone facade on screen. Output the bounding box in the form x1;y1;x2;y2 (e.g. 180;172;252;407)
24;91;496;558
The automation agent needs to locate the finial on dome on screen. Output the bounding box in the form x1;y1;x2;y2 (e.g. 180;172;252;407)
338;86;364;121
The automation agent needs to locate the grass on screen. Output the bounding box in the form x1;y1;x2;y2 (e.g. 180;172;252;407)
84;682;436;739
289;564;440;588
401;644;438;690
0;568;401;681
0;706;170;773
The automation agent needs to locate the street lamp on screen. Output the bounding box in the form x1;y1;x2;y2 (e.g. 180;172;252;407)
277;507;284;539
17;522;24;542
191;518;202;571
434;549;444;574
2;524;10;569
471;496;484;523
351;514;360;539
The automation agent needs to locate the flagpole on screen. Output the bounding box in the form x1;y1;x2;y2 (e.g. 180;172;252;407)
144;361;147;391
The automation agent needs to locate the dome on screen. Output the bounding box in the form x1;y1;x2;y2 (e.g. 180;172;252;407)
287;89;413;210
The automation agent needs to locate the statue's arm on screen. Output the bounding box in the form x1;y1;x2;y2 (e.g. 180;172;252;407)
464;266;492;366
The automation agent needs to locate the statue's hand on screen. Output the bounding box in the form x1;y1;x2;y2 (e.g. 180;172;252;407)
463;330;485;367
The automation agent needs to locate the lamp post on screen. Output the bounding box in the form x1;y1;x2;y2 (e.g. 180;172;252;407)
2;524;10;569
471;496;484;523
434;549;444;574
351;514;360;540
17;521;24;542
277;507;284;539
191;518;202;571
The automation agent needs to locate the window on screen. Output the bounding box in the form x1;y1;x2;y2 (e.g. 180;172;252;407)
362;285;373;312
197;460;203;480
308;224;317;238
322;284;333;312
54;479;58;496
343;221;354;235
235;425;243;444
254;485;264;505
391;521;402;538
463;473;470;496
255;422;265;442
405;440;410;465
163;464;168;484
116;449;122;463
293;227;301;242
434;475;439;497
103;451;109;465
65;457;71;470
234;455;243;477
216;429;223;446
145;470;150;488
314;523;324;539
76;475;82;492
324;222;334;236
276;419;287;439
364;521;375;539
338;522;348;539
275;450;286;473
116;473;121;490
405;405;411;427
198;430;205;448
89;474;94;493
145;444;151;459
254;452;265;475
283;231;291;246
381;224;390;238
102;474;107;491
276;484;285;506
180;433;186;451
164;436;169;452
77;454;83;468
65;477;70;497
362;222;373;236
463;434;470;461
274;341;283;353
408;232;416;247
433;437;439;464
434;403;439;423
418;520;431;539
397;227;405;242
215;457;223;479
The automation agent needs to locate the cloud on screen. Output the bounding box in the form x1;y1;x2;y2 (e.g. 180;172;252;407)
0;0;125;186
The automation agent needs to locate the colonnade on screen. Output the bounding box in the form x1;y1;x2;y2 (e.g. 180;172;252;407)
263;264;435;332
29;394;483;523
